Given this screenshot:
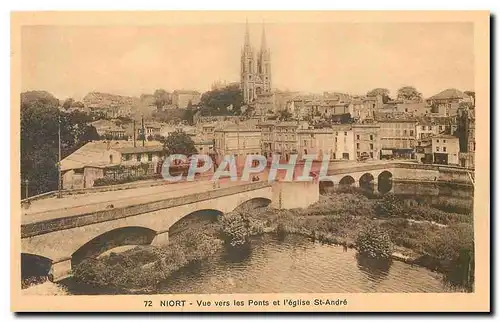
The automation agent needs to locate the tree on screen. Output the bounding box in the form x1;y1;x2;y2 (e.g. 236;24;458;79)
21;91;99;197
355;225;393;259
163;129;197;156
62;98;75;110
199;84;243;116
366;88;391;103
397;86;422;101
153;89;170;110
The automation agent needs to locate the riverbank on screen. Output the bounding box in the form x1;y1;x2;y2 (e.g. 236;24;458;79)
60;188;473;293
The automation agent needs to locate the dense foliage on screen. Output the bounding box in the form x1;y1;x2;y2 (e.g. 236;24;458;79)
163;129;198;156
355;225;394;259
21;91;99;197
199;84;244;116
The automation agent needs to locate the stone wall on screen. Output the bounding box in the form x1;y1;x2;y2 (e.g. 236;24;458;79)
271;181;319;209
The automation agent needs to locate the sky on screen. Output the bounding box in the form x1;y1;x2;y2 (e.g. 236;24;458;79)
20;22;474;100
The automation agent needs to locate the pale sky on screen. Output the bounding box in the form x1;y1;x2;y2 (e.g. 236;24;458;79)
21;22;474;100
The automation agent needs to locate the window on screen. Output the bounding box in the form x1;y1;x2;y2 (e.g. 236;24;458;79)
356;135;360;140
443;147;447;152
344;132;347;136
443;140;446;143
370;135;373;141
335;137;337;143
422;126;426;131
370;152;373;158
403;130;407;136
410;130;414;136
109;155;114;164
436;147;440;152
437;139;440;143
148;153;153;162
336;132;339;136
370;143;374;150
136;154;141;162
356;143;360;149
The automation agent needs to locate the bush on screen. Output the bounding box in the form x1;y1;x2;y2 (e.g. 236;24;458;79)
219;213;252;247
355;225;393;259
375;193;406;217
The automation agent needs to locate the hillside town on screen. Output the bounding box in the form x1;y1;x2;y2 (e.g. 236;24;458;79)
21;22;476;194
18;17;480;299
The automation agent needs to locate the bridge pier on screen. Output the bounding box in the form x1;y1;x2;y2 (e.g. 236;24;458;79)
49;258;72;282
151;230;169;247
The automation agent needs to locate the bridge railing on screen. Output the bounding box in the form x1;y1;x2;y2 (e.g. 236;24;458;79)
21;181;272;239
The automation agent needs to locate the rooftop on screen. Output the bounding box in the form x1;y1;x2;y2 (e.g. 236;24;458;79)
429;88;467;100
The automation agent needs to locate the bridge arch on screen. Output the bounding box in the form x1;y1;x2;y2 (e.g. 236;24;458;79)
359;173;375;192
377;171;393;194
168;209;223;237
233;197;271;212
71;226;157;268
339;175;356;187
21;253;52;279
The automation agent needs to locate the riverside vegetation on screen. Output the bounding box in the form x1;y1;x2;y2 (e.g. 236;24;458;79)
71;187;474;293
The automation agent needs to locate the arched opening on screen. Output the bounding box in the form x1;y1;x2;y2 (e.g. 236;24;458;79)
21;253;52;279
339;175;355;187
233;197;271;213
319;181;335;194
377;171;393;194
71;226;157;268
169;209;223;238
359;173;375;192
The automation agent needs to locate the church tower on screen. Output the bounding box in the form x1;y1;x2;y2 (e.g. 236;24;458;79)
257;24;272;94
240;21;272;104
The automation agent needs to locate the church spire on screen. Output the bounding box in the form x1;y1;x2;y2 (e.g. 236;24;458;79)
244;18;251;49
260;21;267;52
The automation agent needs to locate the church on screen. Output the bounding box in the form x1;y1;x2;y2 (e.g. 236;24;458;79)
240;22;272;104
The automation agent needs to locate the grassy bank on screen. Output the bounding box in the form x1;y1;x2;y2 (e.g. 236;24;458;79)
72;189;474;292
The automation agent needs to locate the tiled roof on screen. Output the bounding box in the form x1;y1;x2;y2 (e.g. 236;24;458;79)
115;146;164;154
429;88;466;100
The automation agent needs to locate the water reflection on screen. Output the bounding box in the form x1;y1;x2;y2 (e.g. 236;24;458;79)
59;234;460;294
355;253;391;282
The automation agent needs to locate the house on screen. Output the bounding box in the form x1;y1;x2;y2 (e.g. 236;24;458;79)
297;128;335;161
353;123;381;160
172;90;201;109
427;88;472;117
213;125;262;159
60;140;164;189
375;112;417;160
415;134;460;165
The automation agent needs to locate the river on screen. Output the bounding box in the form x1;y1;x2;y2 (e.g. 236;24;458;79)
55;234;459;295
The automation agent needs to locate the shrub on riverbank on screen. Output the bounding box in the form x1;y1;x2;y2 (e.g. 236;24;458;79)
355;225;393;259
73;230;223;290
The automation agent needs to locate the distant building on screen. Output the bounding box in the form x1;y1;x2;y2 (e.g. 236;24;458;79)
415;134;460;165
375;113;417;159
297;128;336;161
240;21;272;103
427;88;472;117
60;140;164;189
330;124;355;161
90;119;126;139
214;125;261;158
172;90;201;109
353;123;381;160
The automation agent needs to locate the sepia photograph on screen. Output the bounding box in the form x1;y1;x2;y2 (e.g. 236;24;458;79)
10;10;490;312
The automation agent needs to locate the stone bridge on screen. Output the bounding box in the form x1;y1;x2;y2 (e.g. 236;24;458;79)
319;161;474;194
20;161;473;282
21;181;319;281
